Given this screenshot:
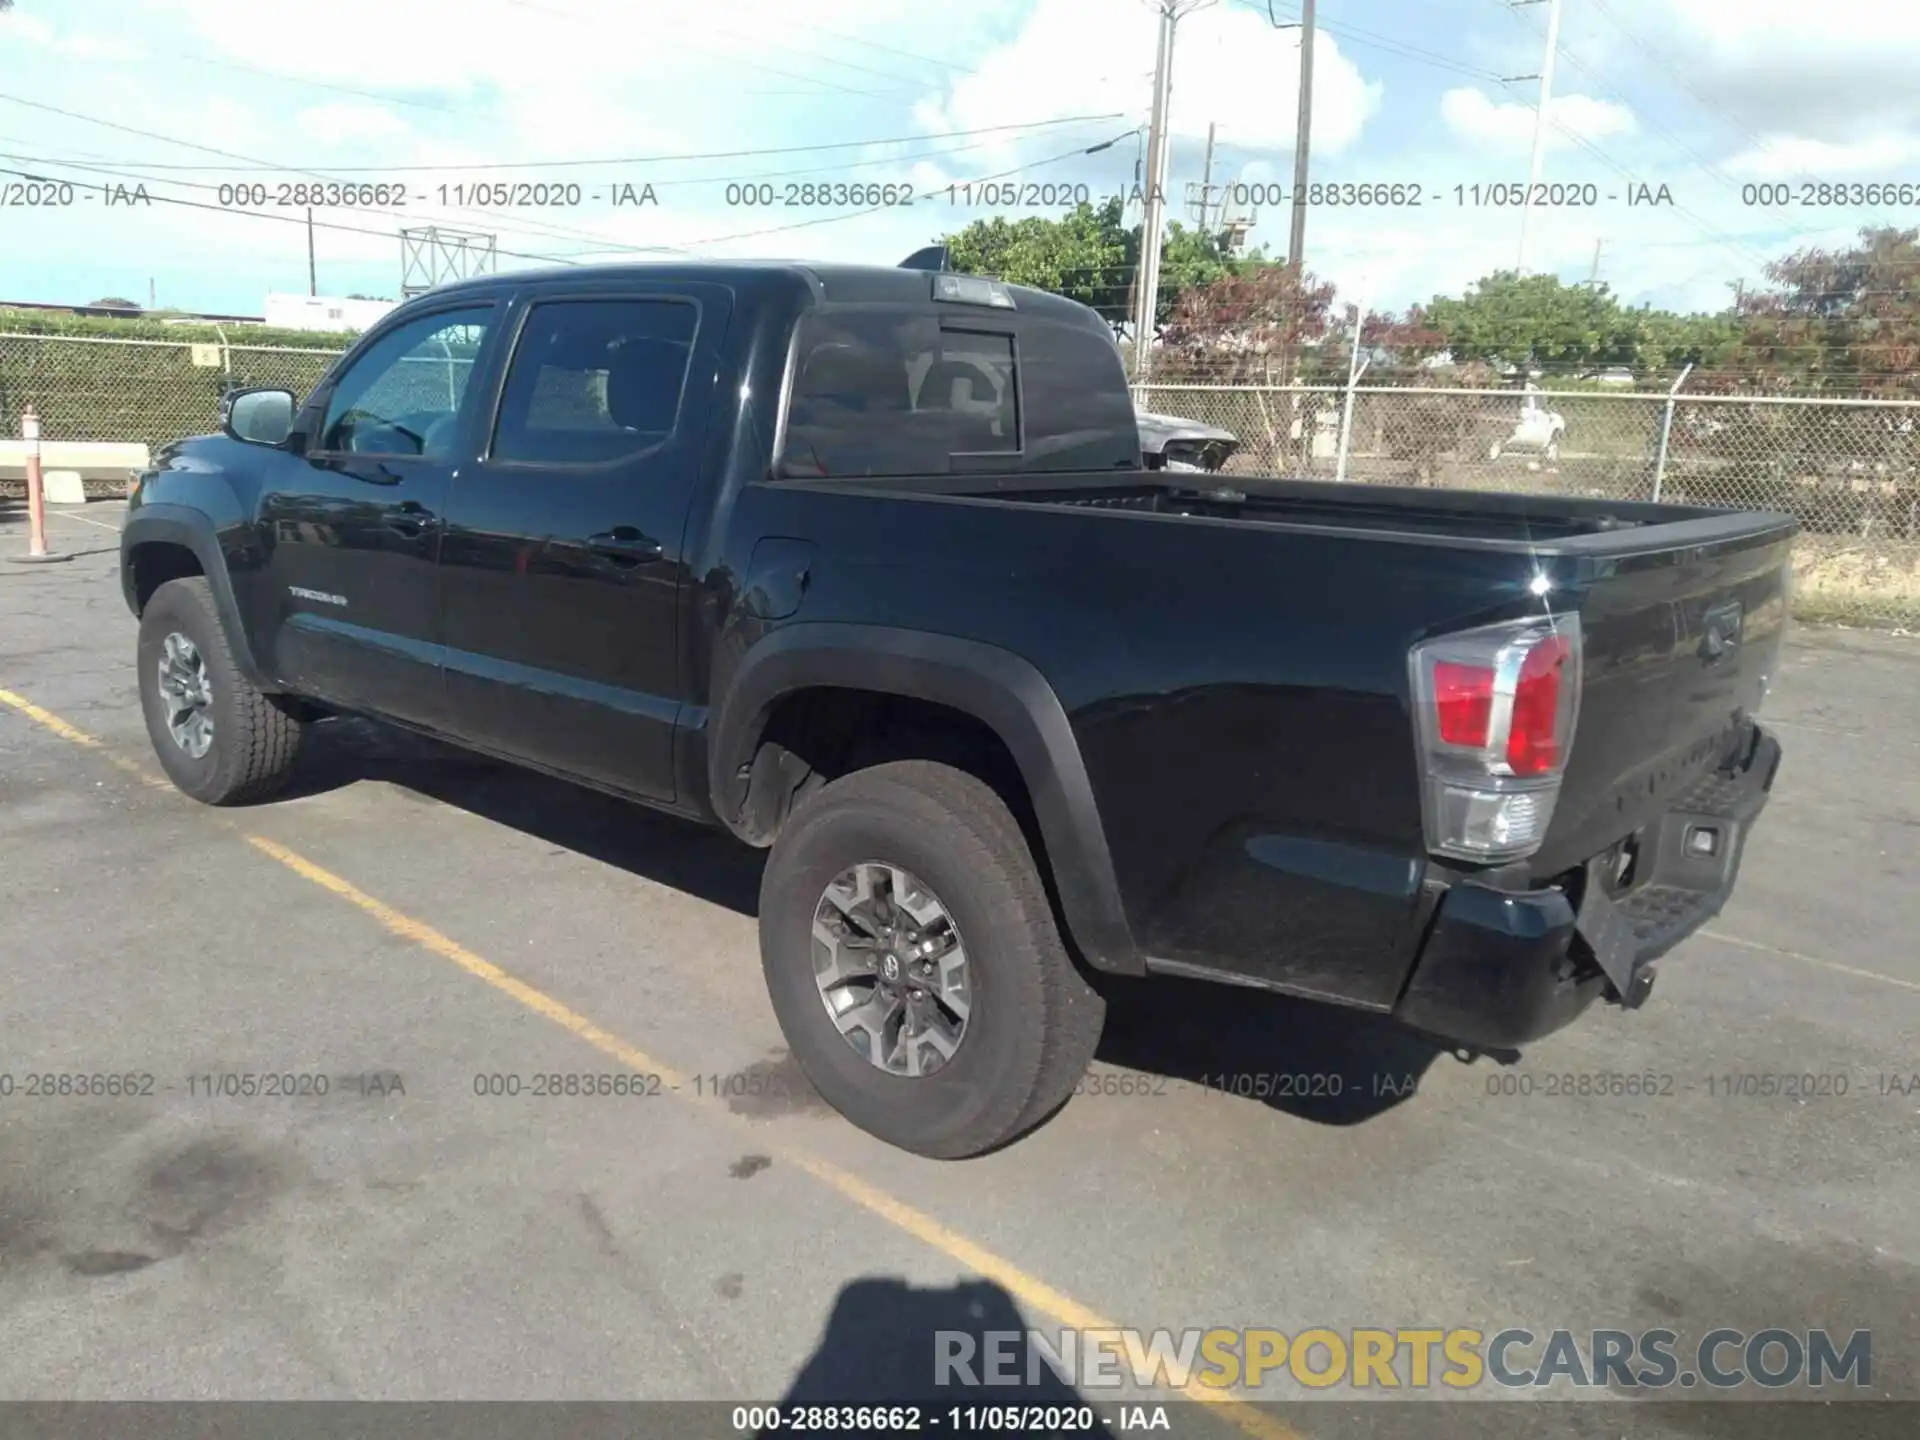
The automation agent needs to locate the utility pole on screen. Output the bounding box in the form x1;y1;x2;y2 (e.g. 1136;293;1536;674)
307;208;317;296
1131;2;1179;382
1288;0;1316;275
1587;237;1603;285
1514;0;1564;275
1194;120;1218;232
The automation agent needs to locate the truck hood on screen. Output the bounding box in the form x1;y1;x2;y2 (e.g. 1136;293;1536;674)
1134;410;1237;454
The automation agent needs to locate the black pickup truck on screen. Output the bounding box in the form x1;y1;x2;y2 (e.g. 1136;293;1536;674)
121;260;1792;1157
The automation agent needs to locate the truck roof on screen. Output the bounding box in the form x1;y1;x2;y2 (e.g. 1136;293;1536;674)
421;260;1112;333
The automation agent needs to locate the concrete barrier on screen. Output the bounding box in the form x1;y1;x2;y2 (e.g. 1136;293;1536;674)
43;470;88;504
0;439;150;483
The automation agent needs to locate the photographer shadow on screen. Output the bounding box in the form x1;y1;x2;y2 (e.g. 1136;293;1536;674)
765;1276;1116;1438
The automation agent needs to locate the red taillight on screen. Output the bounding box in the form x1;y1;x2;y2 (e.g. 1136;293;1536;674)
1409;614;1583;863
1433;662;1494;747
1506;633;1571;775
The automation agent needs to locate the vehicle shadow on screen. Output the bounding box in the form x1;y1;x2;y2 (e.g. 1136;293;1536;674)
284;714;766;916
284;714;1485;1128
1091;972;1477;1126
764;1276;1117;1436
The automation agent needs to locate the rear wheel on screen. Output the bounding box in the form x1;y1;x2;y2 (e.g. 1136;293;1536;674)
757;760;1106;1158
137;577;305;805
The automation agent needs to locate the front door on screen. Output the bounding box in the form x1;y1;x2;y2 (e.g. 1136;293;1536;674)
437;286;732;802
260;302;501;728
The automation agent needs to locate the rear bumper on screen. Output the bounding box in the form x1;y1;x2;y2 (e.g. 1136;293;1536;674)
1391;721;1782;1050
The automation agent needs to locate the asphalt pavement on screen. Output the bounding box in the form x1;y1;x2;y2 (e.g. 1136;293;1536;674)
2;497;1915;1439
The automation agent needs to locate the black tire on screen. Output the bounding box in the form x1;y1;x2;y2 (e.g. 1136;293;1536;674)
758;760;1106;1159
137;576;304;805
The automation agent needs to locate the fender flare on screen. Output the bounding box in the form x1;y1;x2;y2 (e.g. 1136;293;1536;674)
120;504;270;688
709;623;1143;975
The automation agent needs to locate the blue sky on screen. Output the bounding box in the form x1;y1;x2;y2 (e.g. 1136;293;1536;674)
1;0;1913;318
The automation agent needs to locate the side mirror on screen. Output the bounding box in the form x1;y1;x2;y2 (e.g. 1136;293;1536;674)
220;388;296;447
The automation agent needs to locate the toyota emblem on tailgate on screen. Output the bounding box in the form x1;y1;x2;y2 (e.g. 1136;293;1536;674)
1700;600;1743;662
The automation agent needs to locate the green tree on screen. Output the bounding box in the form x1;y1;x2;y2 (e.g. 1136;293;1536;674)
1421;271;1646;369
941;197;1277;337
1633;307;1743;373
943;198;1132;326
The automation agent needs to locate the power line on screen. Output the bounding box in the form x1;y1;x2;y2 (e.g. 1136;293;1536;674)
1583;0;1830;192
0;162;590;268
0;144;684;259
1235;0;1507;81
0;93;1126;172
674;128;1139;249
1489;0;1743;200
0;125;1142;270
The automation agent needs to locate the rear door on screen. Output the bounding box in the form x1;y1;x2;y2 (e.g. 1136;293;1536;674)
437;284;732;802
260;302;501;727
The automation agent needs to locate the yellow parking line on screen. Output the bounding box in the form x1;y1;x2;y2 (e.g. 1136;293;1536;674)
0;686;1300;1440
245;832;694;1090
258;838;1297;1437
0;688;107;748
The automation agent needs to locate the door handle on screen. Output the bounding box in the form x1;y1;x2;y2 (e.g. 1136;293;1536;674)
387;500;434;537
587;526;664;566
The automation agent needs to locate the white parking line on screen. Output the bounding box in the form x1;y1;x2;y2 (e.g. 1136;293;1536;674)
1699;927;1920;994
50;507;125;533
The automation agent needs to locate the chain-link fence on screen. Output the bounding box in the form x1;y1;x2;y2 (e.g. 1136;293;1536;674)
0;331;345;461
1138;381;1920;630
3;332;1915;628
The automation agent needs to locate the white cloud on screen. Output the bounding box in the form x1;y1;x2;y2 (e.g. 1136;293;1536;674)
4;12;142;61
1587;0;1920;143
921;0;1381;159
1721;132;1920;179
296;103;413;148
1440;89;1637;154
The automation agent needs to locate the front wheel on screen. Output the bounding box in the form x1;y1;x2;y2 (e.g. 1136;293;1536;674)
757;760;1106;1158
137;577;305;805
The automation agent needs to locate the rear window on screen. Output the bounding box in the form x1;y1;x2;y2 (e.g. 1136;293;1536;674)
778;305;1135;478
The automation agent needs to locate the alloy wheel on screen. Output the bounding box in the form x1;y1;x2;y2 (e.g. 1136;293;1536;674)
810;861;972;1077
156;630;214;759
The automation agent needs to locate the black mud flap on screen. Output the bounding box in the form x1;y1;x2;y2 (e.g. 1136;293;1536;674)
1574;862;1655;1009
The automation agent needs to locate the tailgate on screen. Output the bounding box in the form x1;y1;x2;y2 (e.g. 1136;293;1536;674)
1534;514;1796;876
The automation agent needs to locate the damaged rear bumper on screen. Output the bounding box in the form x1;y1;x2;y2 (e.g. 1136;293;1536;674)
1391;722;1783;1050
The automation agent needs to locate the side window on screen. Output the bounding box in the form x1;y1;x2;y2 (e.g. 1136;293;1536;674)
319;307;494;458
780;310;1026;476
782;310;942;478
491;299;698;465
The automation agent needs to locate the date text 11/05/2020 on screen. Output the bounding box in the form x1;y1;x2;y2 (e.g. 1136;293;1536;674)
0;176;1698;213
33;177;1920;212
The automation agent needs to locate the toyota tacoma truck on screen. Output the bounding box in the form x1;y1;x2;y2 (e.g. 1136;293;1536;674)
120;259;1792;1158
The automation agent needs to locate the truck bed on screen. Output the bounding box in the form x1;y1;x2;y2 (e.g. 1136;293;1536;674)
833;470;1797;553
777;466;1795;901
